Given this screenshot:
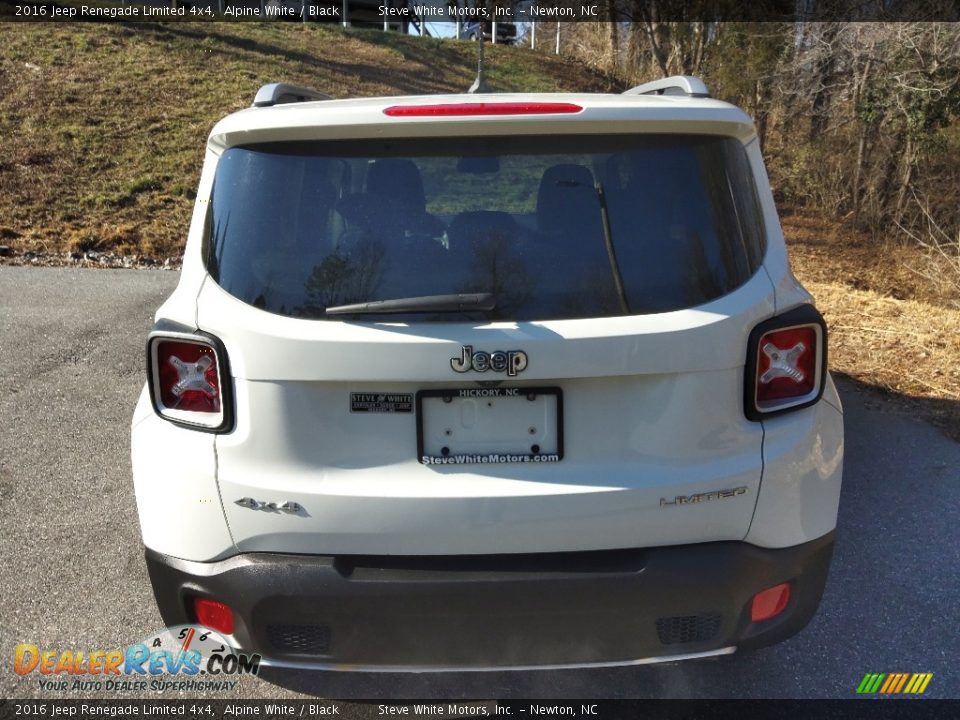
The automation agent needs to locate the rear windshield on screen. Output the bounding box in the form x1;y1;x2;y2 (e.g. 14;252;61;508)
207;134;766;321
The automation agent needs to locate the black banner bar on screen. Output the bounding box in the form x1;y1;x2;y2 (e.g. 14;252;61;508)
0;0;958;23
2;700;960;720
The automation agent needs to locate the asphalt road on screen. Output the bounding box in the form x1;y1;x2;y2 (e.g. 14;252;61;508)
1;266;958;700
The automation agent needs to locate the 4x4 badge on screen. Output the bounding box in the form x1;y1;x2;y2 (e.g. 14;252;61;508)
451;345;528;377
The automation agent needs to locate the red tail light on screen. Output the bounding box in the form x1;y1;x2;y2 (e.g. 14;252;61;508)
757;326;818;402
156;340;220;413
745;306;827;420
147;331;232;432
192;597;235;635
383;102;583;117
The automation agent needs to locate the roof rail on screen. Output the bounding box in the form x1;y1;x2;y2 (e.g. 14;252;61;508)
252;83;333;108
623;76;710;98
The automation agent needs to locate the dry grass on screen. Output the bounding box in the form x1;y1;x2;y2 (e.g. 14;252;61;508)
786;211;960;440
807;282;960;391
0;22;617;259
782;210;960;309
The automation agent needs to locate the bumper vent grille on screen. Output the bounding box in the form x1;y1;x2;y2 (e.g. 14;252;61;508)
266;624;331;655
655;614;722;645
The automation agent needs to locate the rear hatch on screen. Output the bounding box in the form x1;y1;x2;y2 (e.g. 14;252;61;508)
201;107;774;555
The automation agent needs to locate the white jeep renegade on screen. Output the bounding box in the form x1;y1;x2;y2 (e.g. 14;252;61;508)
131;77;844;671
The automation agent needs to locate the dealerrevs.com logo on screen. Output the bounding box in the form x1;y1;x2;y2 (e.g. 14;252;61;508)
14;625;260;693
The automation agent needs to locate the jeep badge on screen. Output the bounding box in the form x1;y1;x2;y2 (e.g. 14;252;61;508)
450;345;528;377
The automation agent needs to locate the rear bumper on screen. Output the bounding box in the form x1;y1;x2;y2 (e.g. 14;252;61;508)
145;532;834;671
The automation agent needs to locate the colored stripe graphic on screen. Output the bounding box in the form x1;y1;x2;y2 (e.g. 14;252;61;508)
894;673;910;693
885;674;901;693
880;674;896;693
859;673;885;694
904;673;934;694
858;672;933;694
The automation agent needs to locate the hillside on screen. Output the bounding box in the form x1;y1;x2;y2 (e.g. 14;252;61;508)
0;22;617;257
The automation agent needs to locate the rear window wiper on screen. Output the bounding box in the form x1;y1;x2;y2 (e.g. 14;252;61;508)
324;293;496;316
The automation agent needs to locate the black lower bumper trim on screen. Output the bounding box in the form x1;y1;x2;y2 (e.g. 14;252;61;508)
145;533;833;669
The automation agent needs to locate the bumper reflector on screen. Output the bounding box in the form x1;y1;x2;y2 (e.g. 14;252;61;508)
192;597;235;635
750;583;791;623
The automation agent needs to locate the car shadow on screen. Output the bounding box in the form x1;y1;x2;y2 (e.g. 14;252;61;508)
118;23;487;96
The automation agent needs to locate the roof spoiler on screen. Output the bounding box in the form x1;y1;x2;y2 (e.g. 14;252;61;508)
252;83;333;108
623;76;710;98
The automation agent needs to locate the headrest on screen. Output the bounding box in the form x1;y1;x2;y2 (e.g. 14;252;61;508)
536;164;598;236
366;159;426;214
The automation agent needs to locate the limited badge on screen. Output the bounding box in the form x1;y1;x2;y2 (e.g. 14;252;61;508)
350;392;414;413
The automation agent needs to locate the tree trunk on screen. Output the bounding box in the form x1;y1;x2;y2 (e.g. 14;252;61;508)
850;57;873;218
808;24;841;142
644;21;670;76
893;135;915;227
754;79;768;151
852;130;867;217
875;130;906;229
608;18;619;73
691;21;707;76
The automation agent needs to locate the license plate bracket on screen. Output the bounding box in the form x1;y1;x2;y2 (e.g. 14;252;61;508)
416;387;563;465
